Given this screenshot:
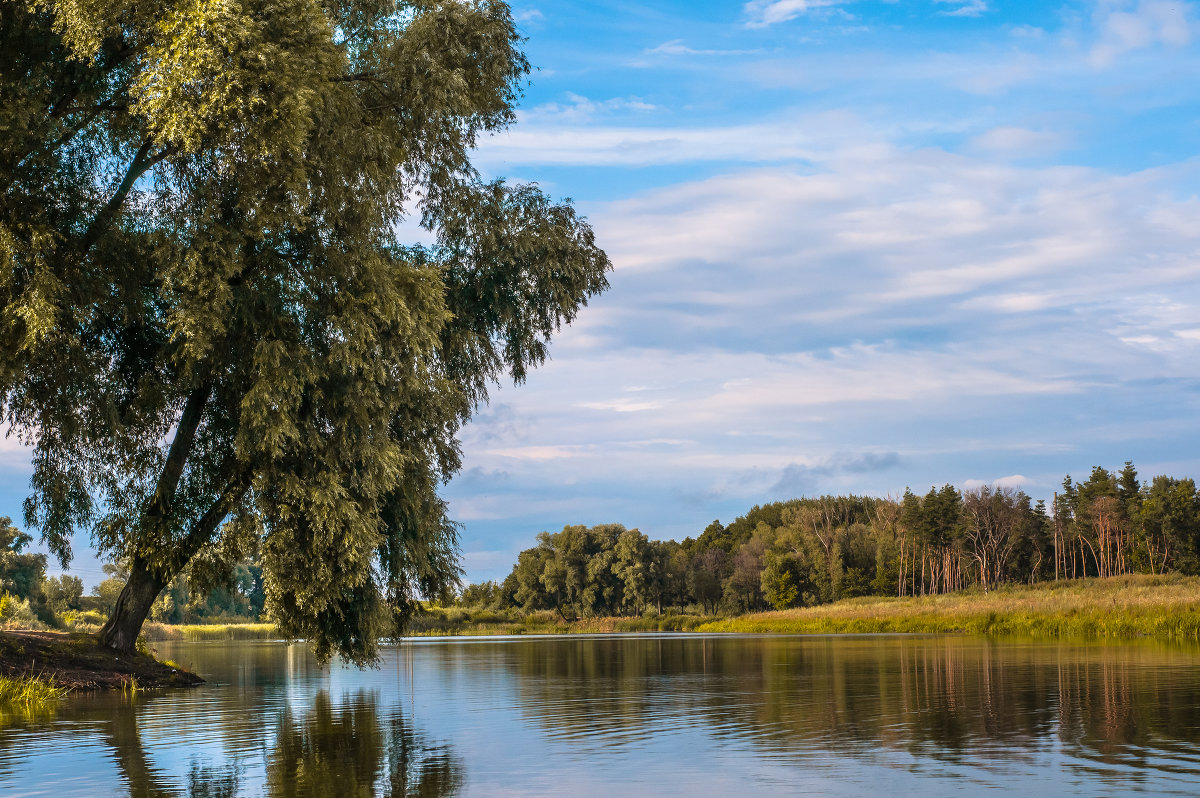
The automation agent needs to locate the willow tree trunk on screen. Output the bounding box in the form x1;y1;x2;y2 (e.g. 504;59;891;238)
97;558;167;652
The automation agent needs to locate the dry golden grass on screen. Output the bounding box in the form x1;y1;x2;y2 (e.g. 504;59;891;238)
141;622;279;642
698;574;1200;639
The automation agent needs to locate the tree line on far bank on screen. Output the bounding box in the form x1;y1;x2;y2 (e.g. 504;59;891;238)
0;516;264;631
457;462;1200;619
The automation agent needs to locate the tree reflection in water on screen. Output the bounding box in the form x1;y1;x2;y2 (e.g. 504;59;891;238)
79;688;461;798
187;762;240;798
504;635;1200;772
263;691;462;798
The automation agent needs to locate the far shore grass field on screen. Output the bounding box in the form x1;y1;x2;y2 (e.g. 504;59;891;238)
696;573;1200;640
396;573;1200;641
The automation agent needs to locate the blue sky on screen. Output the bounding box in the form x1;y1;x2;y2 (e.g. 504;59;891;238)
5;0;1200;587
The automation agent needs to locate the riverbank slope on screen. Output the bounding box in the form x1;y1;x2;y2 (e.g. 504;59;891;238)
0;631;204;691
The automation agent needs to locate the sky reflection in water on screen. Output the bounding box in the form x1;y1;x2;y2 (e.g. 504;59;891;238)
1;635;1199;797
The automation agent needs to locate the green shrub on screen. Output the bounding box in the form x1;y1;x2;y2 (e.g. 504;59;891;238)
0;593;45;630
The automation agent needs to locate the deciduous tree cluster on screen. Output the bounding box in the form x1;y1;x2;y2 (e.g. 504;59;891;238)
463;462;1200;615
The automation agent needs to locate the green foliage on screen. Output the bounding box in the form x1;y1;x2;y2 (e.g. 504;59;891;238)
456;580;500;608
0;593;44;629
489;461;1200;622
61;608;106;630
42;574;82;615
761;553;802;610
91;577;126;614
0;517;47;619
1;0;609;661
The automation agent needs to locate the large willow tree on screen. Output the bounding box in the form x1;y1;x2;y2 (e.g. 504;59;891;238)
0;0;609;660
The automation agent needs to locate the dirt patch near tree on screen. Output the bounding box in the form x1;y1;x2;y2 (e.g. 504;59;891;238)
0;630;204;691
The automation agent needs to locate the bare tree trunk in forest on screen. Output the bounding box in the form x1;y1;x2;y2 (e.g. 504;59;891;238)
1053;493;1060;581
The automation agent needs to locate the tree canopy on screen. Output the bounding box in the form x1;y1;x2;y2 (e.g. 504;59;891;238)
471;462;1200;619
0;0;610;661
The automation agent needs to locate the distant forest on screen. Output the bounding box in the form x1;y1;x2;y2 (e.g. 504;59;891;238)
6;461;1199;630
459;462;1200;618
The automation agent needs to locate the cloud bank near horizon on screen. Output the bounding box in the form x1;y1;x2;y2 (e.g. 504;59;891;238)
4;0;1199;586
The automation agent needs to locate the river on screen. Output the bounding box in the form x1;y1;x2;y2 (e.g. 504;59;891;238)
2;634;1199;796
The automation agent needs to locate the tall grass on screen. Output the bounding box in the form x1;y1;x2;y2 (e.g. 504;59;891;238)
141;622;279;642
0;674;68;705
404;609;719;636
698;574;1200;640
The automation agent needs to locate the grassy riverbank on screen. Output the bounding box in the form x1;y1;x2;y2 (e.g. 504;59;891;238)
403;574;1200;640
0;631;203;692
697;574;1200;640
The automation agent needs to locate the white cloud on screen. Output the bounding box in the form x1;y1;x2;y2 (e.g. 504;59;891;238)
482;445;595;462
577;399;666;412
1090;0;1195;66
514;8;544;24
480;110;871;168
962;474;1027;491
937;0;988;17
743;0;847;28
645;40;762;57
968;126;1065;156
448;139;1200;559
520;93;657;125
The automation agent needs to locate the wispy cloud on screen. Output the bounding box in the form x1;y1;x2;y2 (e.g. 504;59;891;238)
743;0;848;28
968;126;1065;156
513;7;544;25
937;0;989;18
521;93;657;124
645;39;763;57
1090;0;1195;66
481;110;865;167
770;453;903;497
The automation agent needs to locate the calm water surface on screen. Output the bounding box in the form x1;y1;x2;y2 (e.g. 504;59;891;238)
2;634;1199;796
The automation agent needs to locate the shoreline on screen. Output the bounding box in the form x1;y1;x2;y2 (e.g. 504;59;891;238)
406;574;1200;641
6;575;1197;693
0;631;203;693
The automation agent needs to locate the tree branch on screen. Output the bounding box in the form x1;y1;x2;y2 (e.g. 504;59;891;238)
80;139;172;252
171;474;252;572
141;379;214;535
